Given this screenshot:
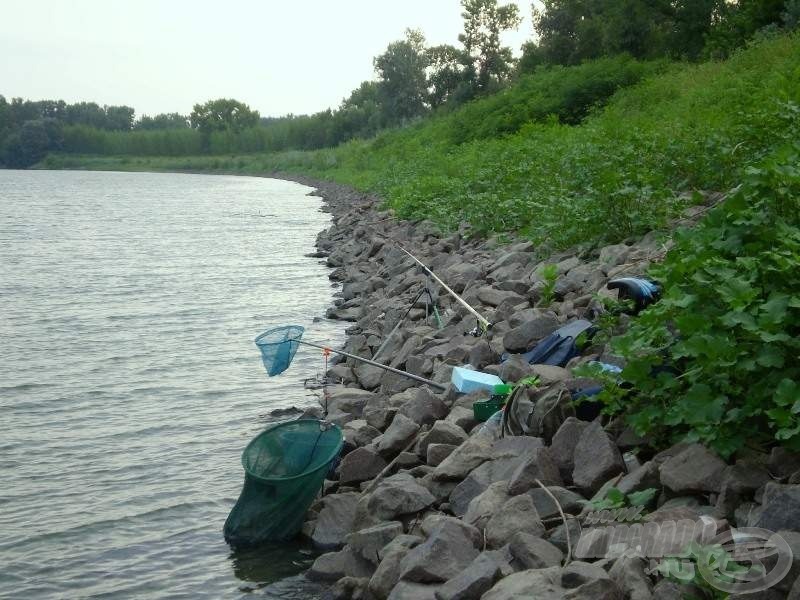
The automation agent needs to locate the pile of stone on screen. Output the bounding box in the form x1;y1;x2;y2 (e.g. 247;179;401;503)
282;178;800;600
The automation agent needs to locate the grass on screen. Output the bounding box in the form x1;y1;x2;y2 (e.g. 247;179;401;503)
43;33;800;251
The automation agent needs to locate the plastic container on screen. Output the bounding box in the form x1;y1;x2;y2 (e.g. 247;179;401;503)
472;384;513;422
451;366;504;394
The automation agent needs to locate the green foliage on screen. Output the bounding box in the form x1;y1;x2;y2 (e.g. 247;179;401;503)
459;0;521;94
374;29;430;124
538;264;559;307
189;98;260;134
604;145;800;457
587;487;658;511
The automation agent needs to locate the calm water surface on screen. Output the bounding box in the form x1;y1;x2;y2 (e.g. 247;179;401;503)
0;170;344;598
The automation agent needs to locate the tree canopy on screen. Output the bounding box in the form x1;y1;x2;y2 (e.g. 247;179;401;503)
189;99;260;133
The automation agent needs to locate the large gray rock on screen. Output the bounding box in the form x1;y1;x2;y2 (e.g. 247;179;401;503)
375;413;420;458
464;481;512;530
659;443;727;494
509;532;564;569
427;443;457;467
528;486;586;519
572;421;625;494
502;315;560;353
388;581;442;600
450;456;524;516
469;340;500;370
507;447;563;495
716;462;772;517
432;434;494;481
550;417;590;481
561;561;612;589
312;492;360;551
485;493;545;549
399;520;480;583
360;473;436;525
346;521;404;564
755;484;800;533
343;419;382;448
418;422;468;458
369;535;424;599
564;578;623;600
398;387;449;427
435;551;505;600
609;556;653;600
477;286;526;308
340;446;387;486
444;406;478;433
307;545;374;581
482;567;564;600
355;363;388;390
325;386;377;418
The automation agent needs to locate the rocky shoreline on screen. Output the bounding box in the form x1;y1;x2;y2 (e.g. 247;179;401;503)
284;177;800;600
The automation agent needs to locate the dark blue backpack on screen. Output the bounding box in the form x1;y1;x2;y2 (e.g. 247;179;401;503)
504;319;595;368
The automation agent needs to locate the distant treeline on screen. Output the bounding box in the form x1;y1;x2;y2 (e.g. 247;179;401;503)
2;0;798;168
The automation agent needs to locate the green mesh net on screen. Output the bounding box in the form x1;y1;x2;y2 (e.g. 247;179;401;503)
224;420;343;547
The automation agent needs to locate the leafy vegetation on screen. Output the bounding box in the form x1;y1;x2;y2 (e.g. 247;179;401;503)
599;146;800;458
587;487;658;512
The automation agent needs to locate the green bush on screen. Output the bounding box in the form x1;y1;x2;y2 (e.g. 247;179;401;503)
605;145;800;457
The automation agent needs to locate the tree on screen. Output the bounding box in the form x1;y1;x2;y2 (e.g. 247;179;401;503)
189;98;260;133
374;29;430;125
458;0;522;94
135;113;190;130
426;44;468;107
3;120;51;168
104;105;135;130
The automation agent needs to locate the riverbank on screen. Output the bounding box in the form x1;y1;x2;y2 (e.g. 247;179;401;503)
290;179;800;600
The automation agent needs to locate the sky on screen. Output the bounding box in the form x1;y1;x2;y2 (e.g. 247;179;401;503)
1;0;534;119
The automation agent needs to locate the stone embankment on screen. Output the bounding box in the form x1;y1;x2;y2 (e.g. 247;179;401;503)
287;177;800;600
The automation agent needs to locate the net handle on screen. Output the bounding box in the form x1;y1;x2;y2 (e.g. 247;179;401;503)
296;339;447;391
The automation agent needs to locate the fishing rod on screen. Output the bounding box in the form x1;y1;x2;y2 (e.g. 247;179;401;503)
294;338;447;391
396;245;492;332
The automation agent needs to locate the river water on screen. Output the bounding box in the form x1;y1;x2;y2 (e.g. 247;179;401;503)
0;170;344;599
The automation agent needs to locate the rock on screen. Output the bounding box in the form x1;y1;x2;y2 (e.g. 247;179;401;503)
652;579;707;600
326;386;377;419
435;551;504;600
420;473;460;504
477;286;526;308
369;536;425;599
418;514;483;548
507;447;563;495
388;581;442;600
433;433;494;481
398;387;449;427
375;413;420;458
528;486;586;519
307;546;374;581
768;448;800;479
509;532;564;569
347;521;404;564
360;473;436;525
609;556;653;600
355;363;388;390
444;406;478;433
716;462;773;517
531;364;571;384
330;576;369;600
469;340;500;370
561;561;611;588
485;493;545;549
399;520;480;583
381;370;419;395
498;354;536;384
450;456;525;516
312;492;360;551
427;443;457;467
755;484;800;533
659;443;727;494
464;481;511;530
340;446;388;486
547;518;583;554
481;567;564;600
616;460;660;496
572;421;625;494
564;578;623;600
502;315;560;353
598;244;630;268
550;417;590;481
343;419;382;448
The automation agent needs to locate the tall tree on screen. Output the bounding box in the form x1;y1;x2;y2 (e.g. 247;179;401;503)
374;29;430;125
458;0;522;94
189;99;260;133
426;44;468;107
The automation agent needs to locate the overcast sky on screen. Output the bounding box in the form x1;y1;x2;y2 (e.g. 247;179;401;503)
1;1;534;119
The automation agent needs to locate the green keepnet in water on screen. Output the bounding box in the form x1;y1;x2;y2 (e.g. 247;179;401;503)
224;419;343;547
